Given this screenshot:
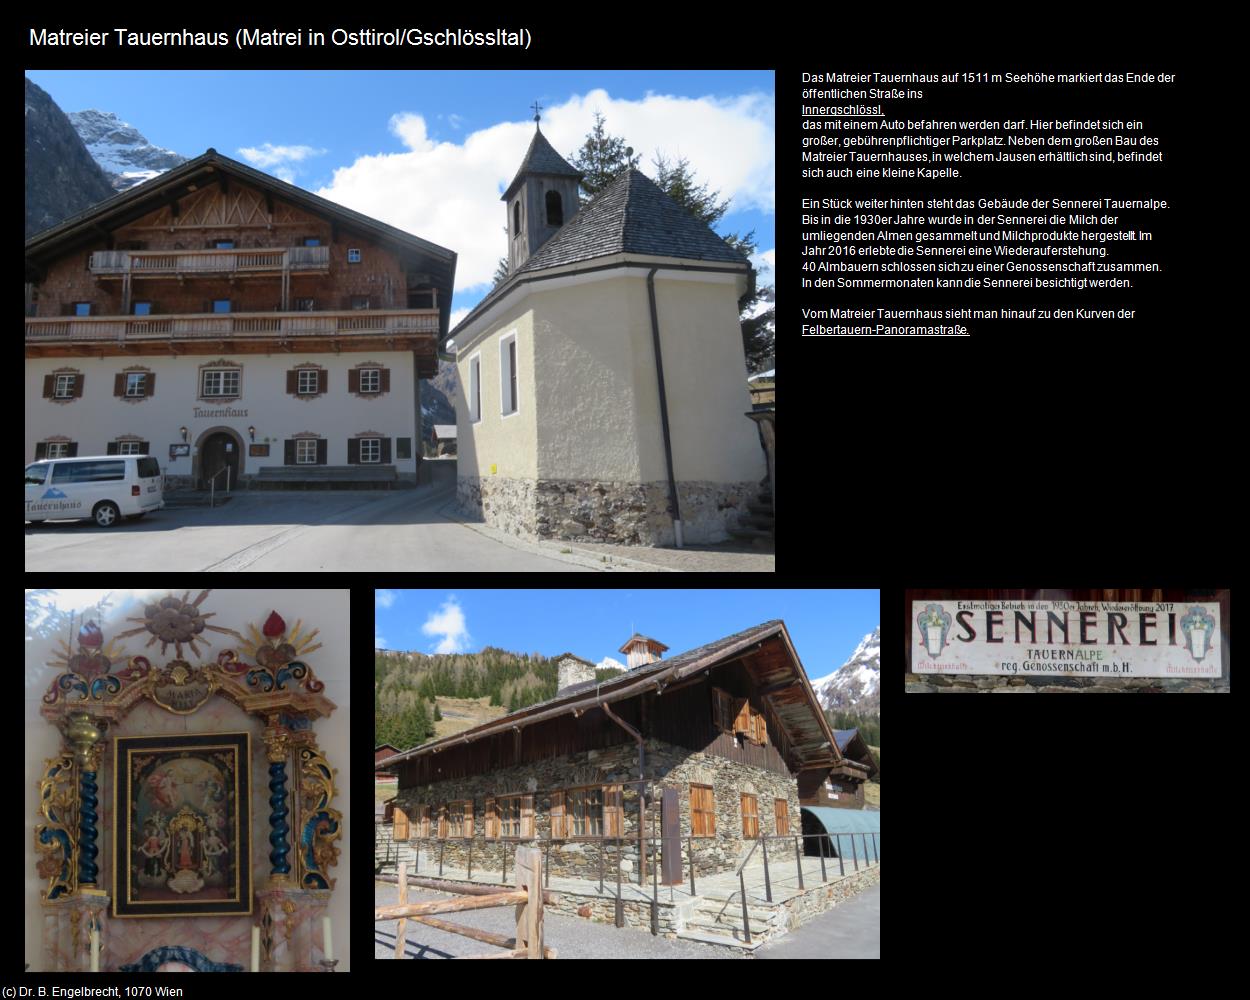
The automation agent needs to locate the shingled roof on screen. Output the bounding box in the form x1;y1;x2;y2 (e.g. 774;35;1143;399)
518;169;750;274
502;127;582;201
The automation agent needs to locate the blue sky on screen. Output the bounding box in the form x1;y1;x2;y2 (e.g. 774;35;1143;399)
27;70;775;323
375;590;878;683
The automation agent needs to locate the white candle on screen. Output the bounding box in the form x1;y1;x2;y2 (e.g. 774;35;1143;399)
323;916;333;962
90;927;99;973
251;926;260;972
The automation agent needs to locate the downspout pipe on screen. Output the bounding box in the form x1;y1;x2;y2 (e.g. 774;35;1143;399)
646;267;683;548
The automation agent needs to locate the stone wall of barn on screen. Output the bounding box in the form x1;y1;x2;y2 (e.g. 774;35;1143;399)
390;736;802;884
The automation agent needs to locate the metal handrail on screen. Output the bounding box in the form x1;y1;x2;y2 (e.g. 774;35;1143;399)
206;465;231;507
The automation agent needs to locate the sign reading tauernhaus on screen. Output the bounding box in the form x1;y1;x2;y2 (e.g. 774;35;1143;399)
912;600;1221;678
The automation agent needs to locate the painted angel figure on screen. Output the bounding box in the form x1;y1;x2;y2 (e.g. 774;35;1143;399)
201;830;227;877
147;768;179;810
199;776;225;812
138;821;168;876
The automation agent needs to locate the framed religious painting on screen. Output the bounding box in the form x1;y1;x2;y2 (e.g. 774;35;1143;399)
112;732;252;917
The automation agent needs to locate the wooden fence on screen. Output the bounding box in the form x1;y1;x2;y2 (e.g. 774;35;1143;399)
375;848;554;959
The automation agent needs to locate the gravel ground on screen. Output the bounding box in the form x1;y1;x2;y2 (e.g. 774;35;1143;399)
376;882;744;960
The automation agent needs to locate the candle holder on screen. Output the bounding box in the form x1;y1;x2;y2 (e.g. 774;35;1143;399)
319;959;339;972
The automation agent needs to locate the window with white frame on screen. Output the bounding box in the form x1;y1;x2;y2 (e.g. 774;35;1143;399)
296;439;318;464
54;374;76;398
468;354;481;422
125;372;147;397
359;438;381;463
297;369;319;394
359;368;380;393
201;369;240;397
347;248;361;263
500;332;518;416
117;441;143;456
46;442;71;459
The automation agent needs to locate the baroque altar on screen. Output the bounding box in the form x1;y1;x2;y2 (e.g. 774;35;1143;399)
34;591;342;972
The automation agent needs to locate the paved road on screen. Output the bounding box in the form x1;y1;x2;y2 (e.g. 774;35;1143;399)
376;883;742;960
24;486;594;572
753;883;880;959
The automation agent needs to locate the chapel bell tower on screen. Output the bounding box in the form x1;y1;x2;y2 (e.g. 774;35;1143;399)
502;107;583;273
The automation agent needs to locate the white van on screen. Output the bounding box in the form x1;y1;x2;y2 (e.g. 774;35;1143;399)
25;455;164;527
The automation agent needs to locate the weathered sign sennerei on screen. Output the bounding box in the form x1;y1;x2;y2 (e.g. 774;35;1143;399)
911;600;1221;678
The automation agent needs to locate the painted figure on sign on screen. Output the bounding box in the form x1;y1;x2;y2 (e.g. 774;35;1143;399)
176;827;195;870
139;820;167;876
148;767;178;810
201;830;227;877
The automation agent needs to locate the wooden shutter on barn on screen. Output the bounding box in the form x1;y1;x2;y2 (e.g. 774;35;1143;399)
418;805;430;838
348;369;360;393
380;368;391;393
316;439;327;465
605;785;623;838
733;698;751;736
114;374;125;397
43;376;54;398
393;806;409;841
72;375;84;398
741;793;758;838
485;797;497;839
550;790;565;839
145;372;155;397
462;799;474;838
318;369;328;394
437;804;447;839
521;795;534;838
286;370;298;394
774;799;789;836
347;438;359;464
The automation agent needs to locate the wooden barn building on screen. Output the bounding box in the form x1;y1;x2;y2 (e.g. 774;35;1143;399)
385;620;846;884
25;149;455;488
799;728;877;810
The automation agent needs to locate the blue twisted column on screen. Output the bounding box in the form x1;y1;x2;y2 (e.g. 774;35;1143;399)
62;711;107;889
263;721;292;881
79;768;100;885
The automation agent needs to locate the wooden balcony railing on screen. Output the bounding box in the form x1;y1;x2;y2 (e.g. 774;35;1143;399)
88;245;330;276
26;308;439;344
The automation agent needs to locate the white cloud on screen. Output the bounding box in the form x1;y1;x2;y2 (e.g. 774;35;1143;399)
317;86;774;296
236;143;328;169
375;635;388;648
751;248;775;279
274;167;295;183
422;595;471;653
448;307;471;331
375;589;397;609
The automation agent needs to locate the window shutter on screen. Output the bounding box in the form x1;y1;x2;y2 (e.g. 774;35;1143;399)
348;369;360;393
347;438;359;464
318;369;328;394
114;374;125;397
394;806;409;841
521;795;534;838
284;440;296;465
72;374;85;398
66;443;78;457
145;372;155;397
380;438;391;464
380;368;391;392
139;441;150;455
550;790;565;840
419;805;430;838
316;439;327;465
485;797;496;839
462;800;473;839
605;785;623;838
733;698;750;736
106;442;119;455
43;376;54;398
35;442;48;460
286;370;298;394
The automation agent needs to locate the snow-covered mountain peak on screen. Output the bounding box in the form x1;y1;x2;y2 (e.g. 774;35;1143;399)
812;626;881;713
68;109;186;191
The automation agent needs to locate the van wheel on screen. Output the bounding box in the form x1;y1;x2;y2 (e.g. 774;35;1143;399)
93;501;120;527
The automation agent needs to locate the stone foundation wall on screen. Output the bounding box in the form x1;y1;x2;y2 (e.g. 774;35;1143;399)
779;864;880;933
392;737;800;882
457;475;758;545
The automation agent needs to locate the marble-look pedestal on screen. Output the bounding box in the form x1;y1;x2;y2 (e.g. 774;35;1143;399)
257;885;331;972
41;892;109;972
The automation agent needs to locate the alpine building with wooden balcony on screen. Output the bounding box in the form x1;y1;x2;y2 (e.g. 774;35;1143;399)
25;148;456;488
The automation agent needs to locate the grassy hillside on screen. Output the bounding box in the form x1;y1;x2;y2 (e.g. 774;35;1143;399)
432;696;509;739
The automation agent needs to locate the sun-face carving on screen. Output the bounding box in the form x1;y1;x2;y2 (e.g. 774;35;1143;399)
114;591;245;659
